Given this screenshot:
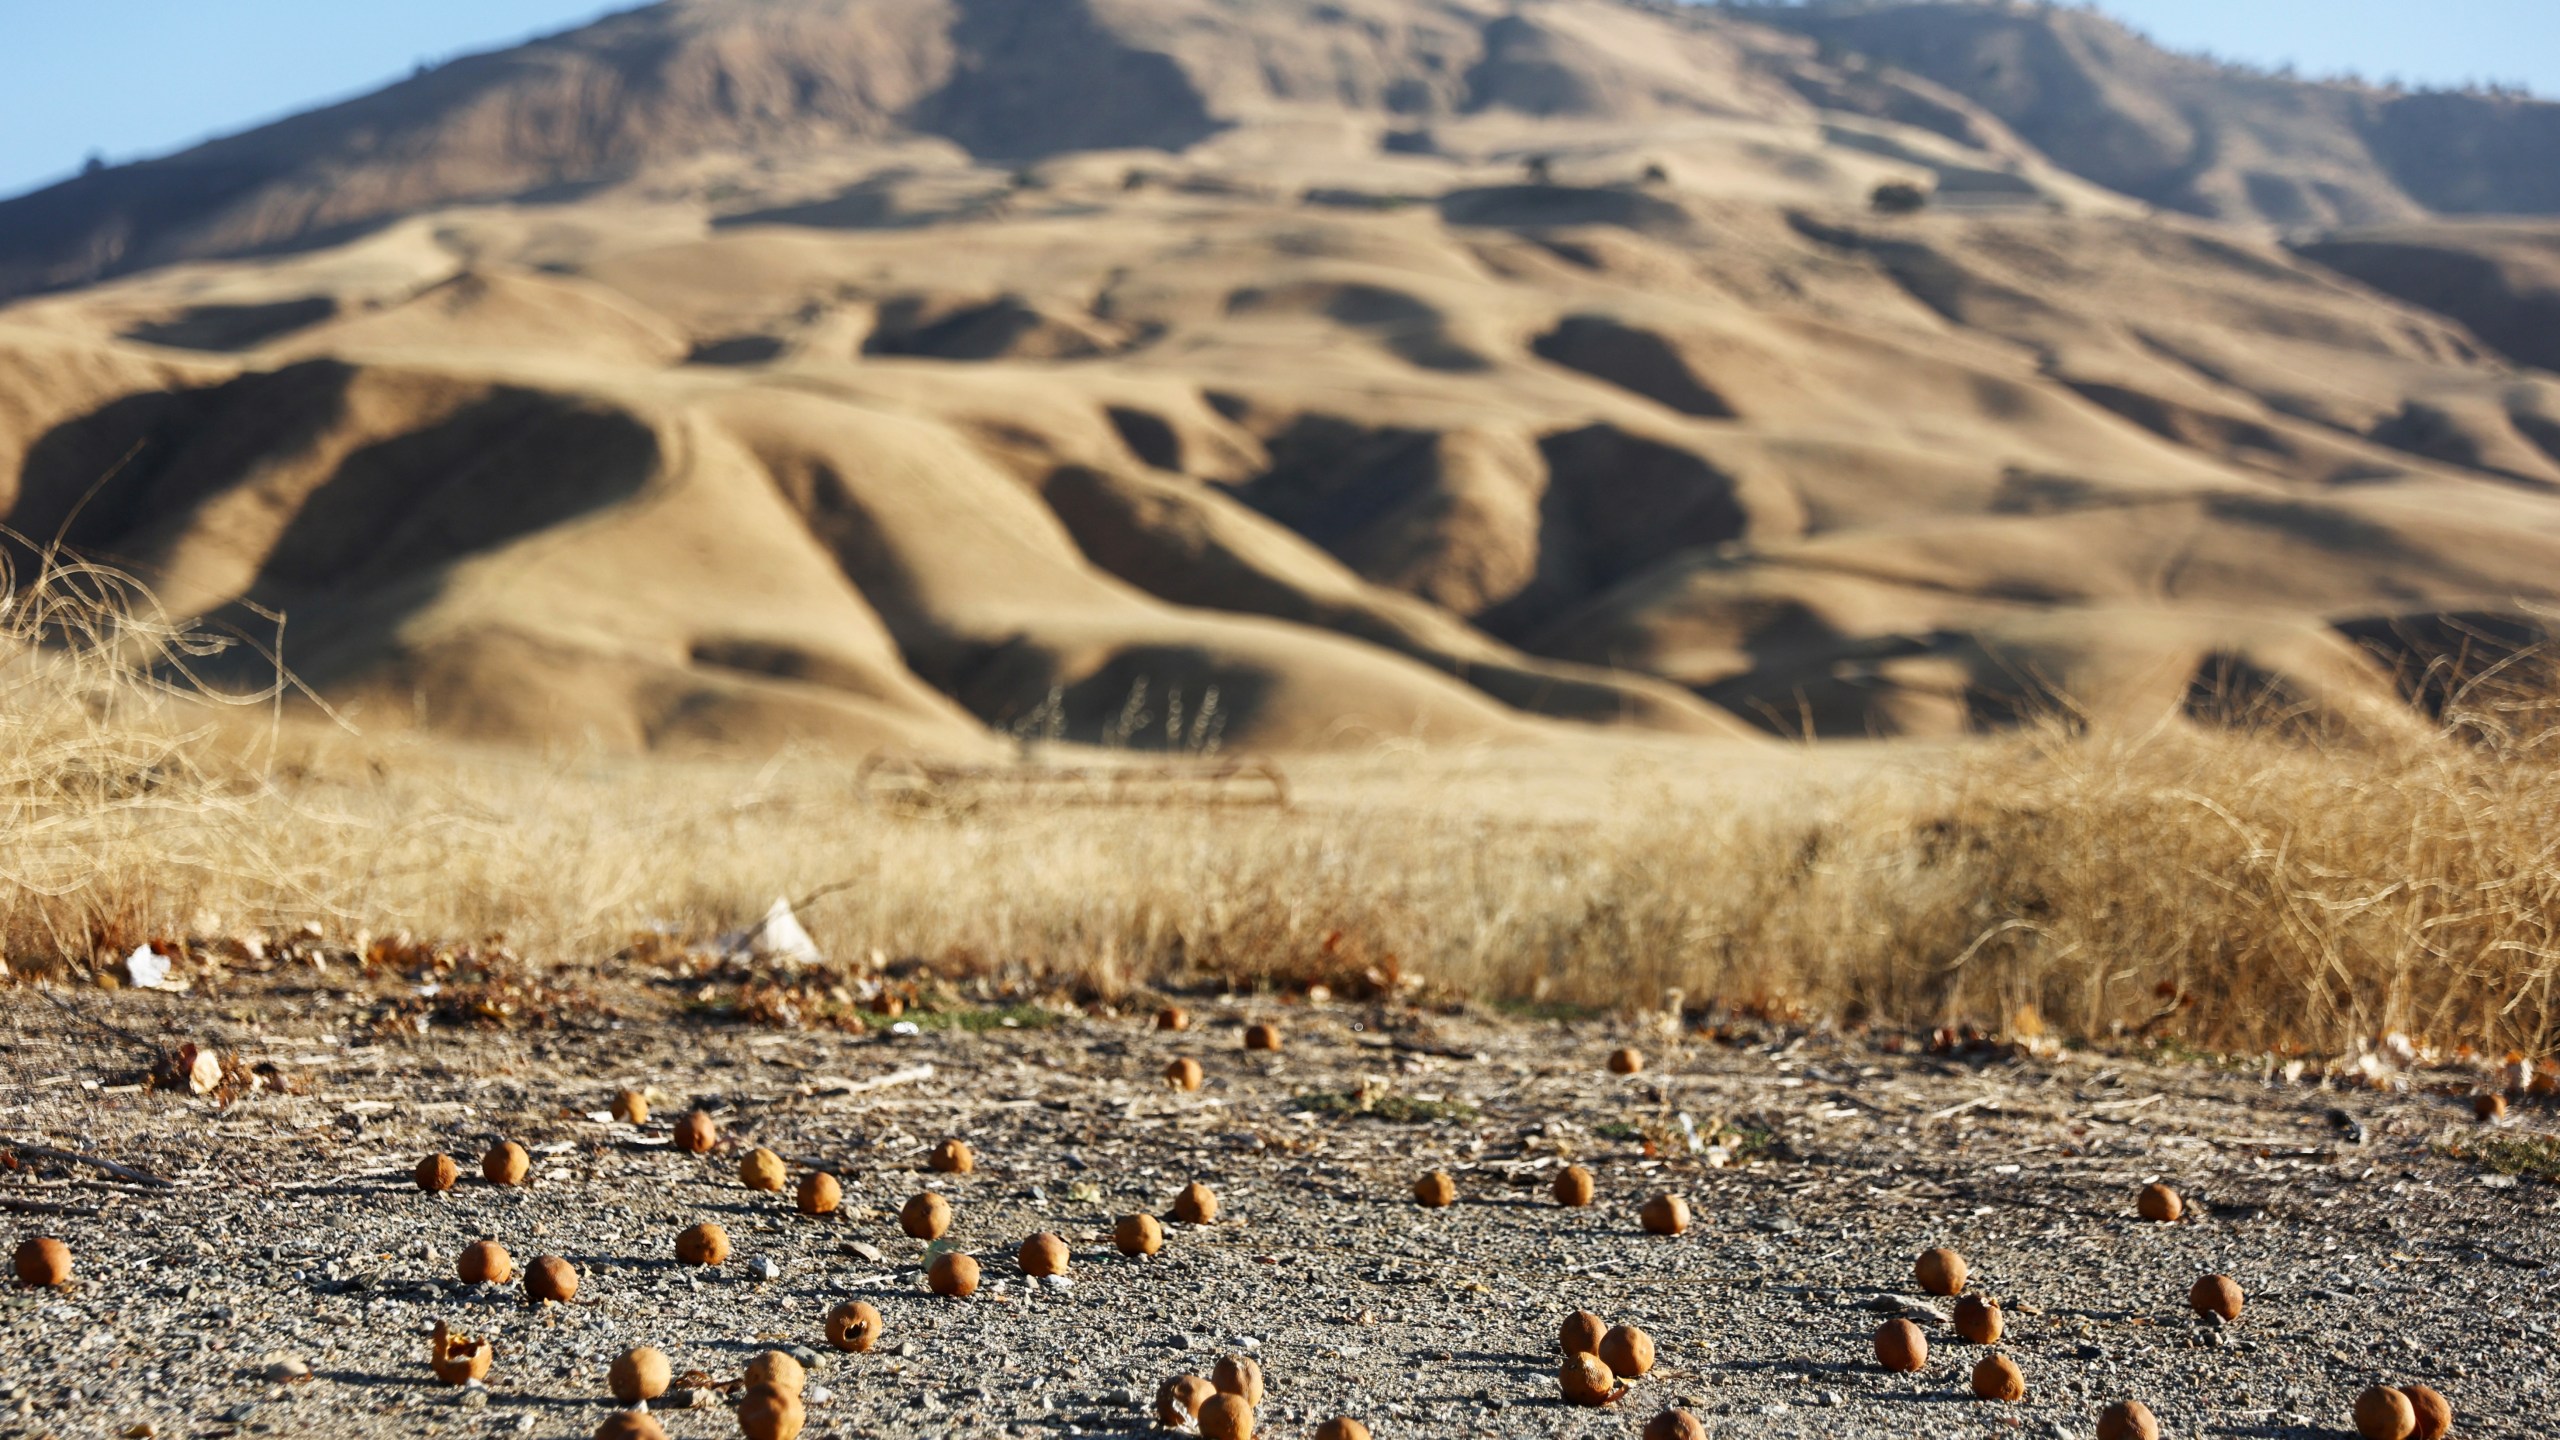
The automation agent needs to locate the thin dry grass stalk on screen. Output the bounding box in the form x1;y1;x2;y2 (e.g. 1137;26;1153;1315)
1;554;2554;1059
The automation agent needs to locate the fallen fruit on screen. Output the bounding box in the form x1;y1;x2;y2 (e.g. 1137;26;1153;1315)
2355;1385;2418;1440
740;1148;786;1193
1953;1294;2003;1345
2474;1092;2507;1123
1115;1213;1164;1256
457;1240;514;1286
1314;1421;1370;1440
1165;1058;1205;1092
2400;1385;2452;1440
825;1300;883;1353
1559;1352;1621;1407
1019;1233;1071;1277
1414;1171;1457;1208
674;1110;717;1155
2190;1273;2245;1322
928;1138;975;1174
595;1412;667;1440
1639;1194;1690;1236
797;1171;841;1216
834;1296;896;1352
1213;1354;1266;1406
1643;1410;1708;1440
900;1192;953;1241
482;1141;530;1187
12;1237;70;1288
1915;1247;1968;1297
527;1255;580;1305
743;1350;805;1397
2137;1183;2183;1223
1157;1007;1190;1032
1156;1375;1216;1426
1172;1181;1219;1225
1553;1165;1595;1207
1873;1318;1927;1372
1607;1047;1644;1075
675;1223;730;1267
928;1251;981;1297
1243;1023;1282;1052
611;1089;648;1125
1561;1310;1606;1357
736;1381;805;1440
414;1154;458;1193
429;1321;493;1386
1971;1354;2026;1402
2097;1400;2160;1440
1600;1324;1655;1379
1199;1392;1255;1440
608;1347;670;1404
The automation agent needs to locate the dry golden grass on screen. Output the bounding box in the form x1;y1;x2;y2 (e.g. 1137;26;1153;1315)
3;559;2556;1060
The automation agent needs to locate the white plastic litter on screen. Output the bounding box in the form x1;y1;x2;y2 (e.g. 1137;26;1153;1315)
123;945;175;990
726;897;822;967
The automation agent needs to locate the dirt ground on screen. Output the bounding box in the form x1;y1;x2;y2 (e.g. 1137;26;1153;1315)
4;973;2556;1440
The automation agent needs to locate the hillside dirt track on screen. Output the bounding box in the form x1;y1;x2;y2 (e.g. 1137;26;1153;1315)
4;976;2557;1440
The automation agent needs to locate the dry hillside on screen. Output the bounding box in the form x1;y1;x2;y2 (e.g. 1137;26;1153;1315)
0;0;2556;756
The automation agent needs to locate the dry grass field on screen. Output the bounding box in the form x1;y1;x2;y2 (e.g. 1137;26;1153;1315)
7;561;2556;1065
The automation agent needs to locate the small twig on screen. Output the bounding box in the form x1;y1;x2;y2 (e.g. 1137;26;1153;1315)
0;1197;105;1216
1923;1096;1997;1122
801;1064;935;1099
36;989;163;1057
6;1141;177;1188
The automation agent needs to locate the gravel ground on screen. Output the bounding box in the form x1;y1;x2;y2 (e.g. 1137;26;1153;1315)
4;978;2557;1440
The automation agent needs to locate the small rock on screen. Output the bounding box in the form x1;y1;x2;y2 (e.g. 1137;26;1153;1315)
847;1242;886;1264
262;1356;311;1386
458;1385;489;1411
219;1404;258;1425
805;1384;832;1405
1816;1391;1843;1407
785;1345;823;1371
748;1256;781;1282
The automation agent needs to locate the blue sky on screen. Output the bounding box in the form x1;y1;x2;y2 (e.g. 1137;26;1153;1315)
0;0;2553;201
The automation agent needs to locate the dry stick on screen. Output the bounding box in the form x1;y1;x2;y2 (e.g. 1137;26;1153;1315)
34;988;163;1057
803;1064;936;1098
6;1141;176;1189
0;1198;104;1217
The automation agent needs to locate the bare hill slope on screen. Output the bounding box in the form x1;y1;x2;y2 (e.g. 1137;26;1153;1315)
1749;0;2560;228
3;0;2558;756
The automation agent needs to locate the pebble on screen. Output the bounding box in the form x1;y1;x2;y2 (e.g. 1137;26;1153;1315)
806;1384;832;1405
748;1255;781;1281
459;1385;489;1411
